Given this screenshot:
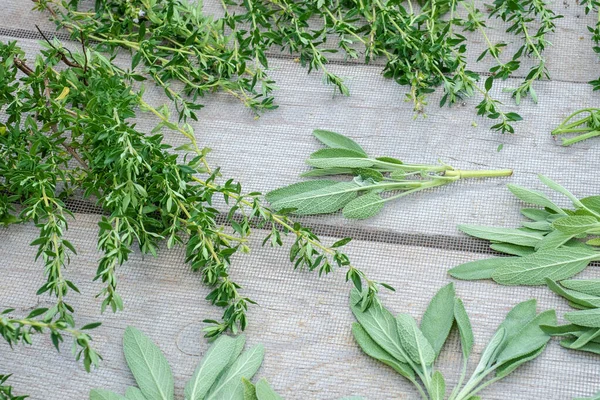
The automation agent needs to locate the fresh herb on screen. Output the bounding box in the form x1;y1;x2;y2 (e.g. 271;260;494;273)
0;38;385;358
449;175;600;285
267;130;512;220
351;283;555;399
552;108;600;146
0;375;28;400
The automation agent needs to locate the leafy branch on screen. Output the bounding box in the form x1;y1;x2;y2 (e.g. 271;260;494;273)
0;375;27;400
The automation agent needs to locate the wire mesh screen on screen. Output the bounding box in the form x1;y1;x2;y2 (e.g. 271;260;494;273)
1;0;600;399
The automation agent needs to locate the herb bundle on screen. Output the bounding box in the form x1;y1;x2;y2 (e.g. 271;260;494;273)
450;175;600;285
351;283;555;399
0;375;27;400
266;130;512;220
0;39;385;368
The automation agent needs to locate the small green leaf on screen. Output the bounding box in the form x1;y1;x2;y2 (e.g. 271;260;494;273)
449;257;516;280
90;389;128;400
255;379;283;400
458;225;544;247
561;279;600;297
489;243;535;257
552;216;600;235
420;283;455;357
395;314;436;366
242;378;258;400
546;279;600;309
429;371;445;400
342;192;385;219
312;130;367;155
495;310;555;364
206;344;265;400
564;328;600;349
507;184;565;215
267;180;359;215
565;308;600;328
454;298;474;360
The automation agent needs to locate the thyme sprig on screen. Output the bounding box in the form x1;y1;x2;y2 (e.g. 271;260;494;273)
0;374;28;400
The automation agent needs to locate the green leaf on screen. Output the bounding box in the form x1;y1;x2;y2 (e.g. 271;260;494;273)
497;300;538;351
350;290;408;363
552;216;600;234
541;323;587;336
301;167;353;177
495;310;555;364
520;208;553;221
312;130;367;155
560;338;600;355
473;328;506;375
458;225;544;247
307;149;373;168
561;279;600;297
449;257;516;280
206;344;265;400
581;196;600;215
535;229;576;251
125;387;146;400
395;314;436;366
564;328;600;349
545;279;600;309
507;184;565;215
565;308;600;328
90;389;128;400
420;283;455;357
184;335;240;400
266;180;336;204
495;344;547;378
492;247;600;285
351;323;415;379
255;379;283;400
429;371;445;400
489;243;535;256
242;378;258;400
342;192;385;219
267;180;359;215
123;327;174;400
454;298;474;360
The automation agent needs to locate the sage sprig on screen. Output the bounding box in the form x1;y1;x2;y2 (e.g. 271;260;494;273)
552;108;600;146
351;283;555;400
267;130;513;220
0;375;28;400
450;175;600;285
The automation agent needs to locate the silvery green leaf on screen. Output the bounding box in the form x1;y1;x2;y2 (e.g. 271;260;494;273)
429;371;445;400
552;216;600;235
350;289;408;363
522;220;552;231
206;344;265;400
560;338;600;355
420;283;455;357
301;167;354;177
538;175;582;207
581;196;600;215
268;181;359;215
495;310;555;364
507;184;565;215
184;335;239;400
492;247;600;285
266;180;339;203
489;243;535;256
395;314;436;366
458;225;544;247
449;257;517;280
564;328;600;349
472;328;506;376
125;387;146;400
241;378;257;400
495;344;546;379
90;390;128;400
351;323;415;379
535;229;575;251
520;208;553;221
306;149;373;169
546;279;600;309
255;379;283;400
454;298;474;360
540;323;587;337
312;130;367;155
123;327;174;400
496;300;538;352
565;308;600;328
561;279;600;297
342;192;385;219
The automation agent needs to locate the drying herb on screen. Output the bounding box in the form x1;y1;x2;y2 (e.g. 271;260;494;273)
449;175;600;285
552;108;600;146
0;375;28;400
0;37;385;363
351;283;555;399
266;130;512;220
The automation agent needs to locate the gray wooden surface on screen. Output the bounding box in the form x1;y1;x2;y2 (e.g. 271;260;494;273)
1;0;600;399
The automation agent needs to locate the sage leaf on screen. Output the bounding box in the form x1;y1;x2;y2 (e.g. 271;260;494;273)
301;167;353;177
351;323;415;379
495;310;555;364
538;175;583;208
312;129;367;155
267;181;359;215
454;298;474;360
565;308;600;328
520;208;553;221
581;196;600;215
560;338;600;355
489;243;535;257
265;180;340;203
561;279;600;297
429;371;445;400
420;283;455;357
507;184;565;215
534;229;575;251
255;379;283;400
552;216;600;235
449;257;517;280
206;344;264;400
123;326;174;400
565;328;600;349
306;149;373;169
396;314;436;366
90;390;129;400
546;279;600;309
350;290;408;363
125;388;146;400
458;225;544;247
472;327;506;376
522;220;552;231
342;192;385;219
540;323;587;336
495;344;546;379
492;247;600;285
184;335;239;400
242;378;258;400
497;300;537;351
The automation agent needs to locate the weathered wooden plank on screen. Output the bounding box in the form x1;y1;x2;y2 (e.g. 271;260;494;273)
1;214;599;399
